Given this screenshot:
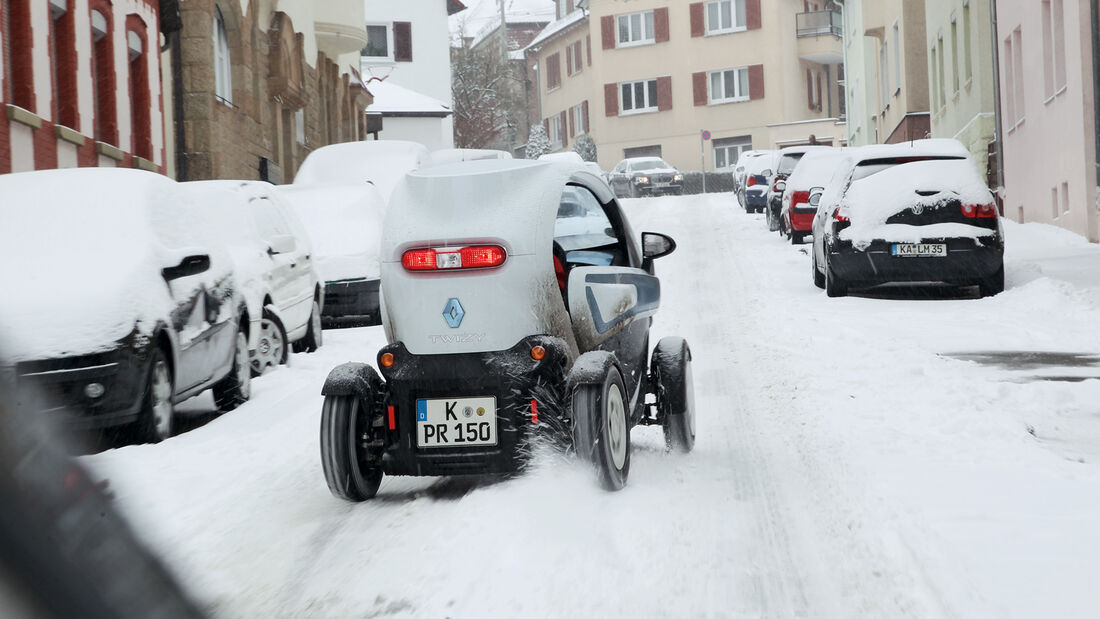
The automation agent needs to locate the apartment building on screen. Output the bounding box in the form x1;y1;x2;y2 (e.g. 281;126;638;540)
996;0;1099;241
924;0;995;180
839;0;930;146
528;0;846;173
0;0;166;174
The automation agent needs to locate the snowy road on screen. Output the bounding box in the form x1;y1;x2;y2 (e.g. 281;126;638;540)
87;193;1100;618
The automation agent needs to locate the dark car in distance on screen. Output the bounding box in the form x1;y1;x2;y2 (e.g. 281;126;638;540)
608;157;684;198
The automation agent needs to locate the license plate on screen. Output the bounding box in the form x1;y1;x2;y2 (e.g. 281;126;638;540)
891;243;946;257
652;181;669;187
416;397;497;448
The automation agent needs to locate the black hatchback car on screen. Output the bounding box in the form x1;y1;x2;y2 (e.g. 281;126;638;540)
0;169;251;443
608;157;684;198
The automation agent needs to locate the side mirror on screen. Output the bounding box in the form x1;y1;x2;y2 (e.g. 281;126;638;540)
162;254;210;281
268;234;297;255
641;232;676;264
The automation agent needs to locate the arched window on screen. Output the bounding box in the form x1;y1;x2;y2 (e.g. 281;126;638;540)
90;4;117;144
213;6;232;103
126;17;150;160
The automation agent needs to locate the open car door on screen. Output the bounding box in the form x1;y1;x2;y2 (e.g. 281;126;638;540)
567;266;660;353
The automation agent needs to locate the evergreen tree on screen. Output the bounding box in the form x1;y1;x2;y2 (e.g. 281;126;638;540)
525;125;552;159
573;135;597;162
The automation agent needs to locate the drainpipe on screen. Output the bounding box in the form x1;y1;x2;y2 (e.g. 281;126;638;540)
989;0;1004;199
834;0;852;144
170;30;187;181
1090;0;1100;240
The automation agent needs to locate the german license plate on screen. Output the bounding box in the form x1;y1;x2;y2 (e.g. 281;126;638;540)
891;243;946;257
416;397;497;448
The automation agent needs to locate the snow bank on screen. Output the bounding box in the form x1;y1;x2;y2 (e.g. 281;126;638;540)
276;184;386;281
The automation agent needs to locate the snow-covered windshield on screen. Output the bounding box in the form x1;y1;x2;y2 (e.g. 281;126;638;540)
630;158;673;172
852;155;966;181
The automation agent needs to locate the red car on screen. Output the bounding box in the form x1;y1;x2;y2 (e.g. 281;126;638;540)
779;149;847;244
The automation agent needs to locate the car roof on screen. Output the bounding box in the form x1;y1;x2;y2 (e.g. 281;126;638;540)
784;149;850;189
851;138;970;163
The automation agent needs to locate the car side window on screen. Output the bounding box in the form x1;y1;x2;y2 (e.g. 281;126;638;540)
553;186;623;267
251;198;291;242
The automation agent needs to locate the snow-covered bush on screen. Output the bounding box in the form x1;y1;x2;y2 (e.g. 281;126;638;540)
525;125;552;159
573;135;597;162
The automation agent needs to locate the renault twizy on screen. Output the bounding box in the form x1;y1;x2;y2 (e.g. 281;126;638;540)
319;159;695;500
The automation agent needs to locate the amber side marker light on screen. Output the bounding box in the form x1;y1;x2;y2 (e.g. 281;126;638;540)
530;345;547;361
380;352;395;368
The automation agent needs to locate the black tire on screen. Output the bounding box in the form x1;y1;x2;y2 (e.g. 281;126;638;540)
825;253;847;298
791;231;803;245
294;299;324;353
320;394;383;501
978;265;1005;297
213;330;251;411
573;365;630;491
652;337;695;453
251;309;288;376
812;250;826;289
133;346;175;443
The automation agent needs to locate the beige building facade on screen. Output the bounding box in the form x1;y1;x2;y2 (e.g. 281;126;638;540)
839;0;930;146
995;0;1099;241
925;0;996;181
528;0;847;173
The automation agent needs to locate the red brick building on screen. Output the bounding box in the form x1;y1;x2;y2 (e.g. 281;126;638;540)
0;0;166;174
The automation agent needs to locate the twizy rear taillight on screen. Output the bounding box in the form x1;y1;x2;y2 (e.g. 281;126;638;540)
401;245;507;271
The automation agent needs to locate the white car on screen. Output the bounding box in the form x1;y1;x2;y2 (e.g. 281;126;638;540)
184;181;323;375
293;139;432;205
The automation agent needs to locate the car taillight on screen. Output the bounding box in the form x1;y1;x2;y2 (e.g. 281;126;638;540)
961;203;997;218
747;176;756;187
791;190;811;207
833;209;850;222
401;244;507;271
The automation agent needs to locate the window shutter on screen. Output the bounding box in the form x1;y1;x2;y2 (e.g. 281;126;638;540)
749;64;765;100
393;22;412;61
544;118;550;134
569;109;575;137
692;71;707;106
654;7;669;42
746;0;762;30
657;76;672;111
566;46;573;74
604;83;619;116
586;34;592;65
582;100;589;132
690;3;704;37
560;111;568;147
807;70;813;109
601;15;615;49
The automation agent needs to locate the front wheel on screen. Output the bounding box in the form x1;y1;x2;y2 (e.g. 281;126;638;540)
293;299;324;353
133;347;175;443
652;337;696;453
213;330;251;411
573;365;630;491
320;395;383;501
251;309;288;376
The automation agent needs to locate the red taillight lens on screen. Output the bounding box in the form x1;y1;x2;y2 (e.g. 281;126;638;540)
401;245;507;271
747;176;756;187
791;190;811;206
961;203;997;218
833;209;849;222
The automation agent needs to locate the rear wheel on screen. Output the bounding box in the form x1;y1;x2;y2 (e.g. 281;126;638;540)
133;347;174;443
652;337;696;453
213;330;251;411
573;365;630;491
978;265;1005;297
320;394;383;501
791;231;804;245
812;251;826;289
251;309;288;376
293;300;323;353
825;253;848;298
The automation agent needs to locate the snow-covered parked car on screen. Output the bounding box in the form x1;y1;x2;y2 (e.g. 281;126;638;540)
0;169;251;442
778;148;847;244
183;181;323;375
740;151;776;213
811;139;1005;298
766;145;829;231
318;159;697;501
276;183;388;327
293;139;431;204
732;149;771;198
607;156;684;198
429;148;512;165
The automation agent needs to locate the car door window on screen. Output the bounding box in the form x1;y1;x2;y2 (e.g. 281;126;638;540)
554;186;623;267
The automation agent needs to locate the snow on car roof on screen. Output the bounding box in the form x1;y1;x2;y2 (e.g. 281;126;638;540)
851;138;970;163
293;140;432;203
784;149;849;190
745;152;777;174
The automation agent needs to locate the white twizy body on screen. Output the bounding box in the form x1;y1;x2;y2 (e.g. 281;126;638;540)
319;159;695;499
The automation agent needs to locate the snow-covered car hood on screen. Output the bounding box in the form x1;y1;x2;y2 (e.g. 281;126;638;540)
277;184;386;282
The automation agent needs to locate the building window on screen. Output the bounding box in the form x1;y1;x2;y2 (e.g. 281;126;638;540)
620;78;658;113
572;102;587;134
705;0;745;35
213;6;232;103
1003;35;1015;125
546;52;561;90
295;108;305;144
950;15;959;94
713;135;751;169
90;6;116;144
363;23;390;59
962;1;972;82
936;34;946;108
1051;186;1059;219
709;67;749;104
567;40;582;75
127;21;151;160
617;10;654;46
1042;0;1053;97
1052;0;1066;92
1012;27;1024;120
930;44;939;112
549;114;563;148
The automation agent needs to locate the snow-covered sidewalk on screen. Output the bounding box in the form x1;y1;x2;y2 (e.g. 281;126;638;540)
86;193;1100;618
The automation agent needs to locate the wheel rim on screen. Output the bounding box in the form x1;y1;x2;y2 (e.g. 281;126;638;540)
257;318;285;370
235;332;251;398
606;383;627;470
151;359;173;438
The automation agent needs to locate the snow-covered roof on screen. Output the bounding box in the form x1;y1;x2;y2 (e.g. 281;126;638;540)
525;8;586;52
450;0;555;48
365;79;452;116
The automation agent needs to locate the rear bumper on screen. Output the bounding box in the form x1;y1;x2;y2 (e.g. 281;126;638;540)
375;336;570;477
790;210;814;232
744;190;767;207
321;278;380;327
828;236;1004;285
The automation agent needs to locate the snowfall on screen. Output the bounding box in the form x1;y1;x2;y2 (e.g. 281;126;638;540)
85;192;1100;618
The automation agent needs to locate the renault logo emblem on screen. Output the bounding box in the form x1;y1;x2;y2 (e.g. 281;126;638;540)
442;298;465;328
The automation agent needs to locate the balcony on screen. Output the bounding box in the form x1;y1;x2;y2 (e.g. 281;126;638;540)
314;1;368;58
796;10;842;38
796;10;843;64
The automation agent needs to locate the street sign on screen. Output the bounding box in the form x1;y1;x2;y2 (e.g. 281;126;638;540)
701;130;712;141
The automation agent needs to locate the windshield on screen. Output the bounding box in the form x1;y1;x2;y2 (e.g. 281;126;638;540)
630;158;672;172
852;155;966;180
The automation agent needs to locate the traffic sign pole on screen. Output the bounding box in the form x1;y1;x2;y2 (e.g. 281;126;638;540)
700;130;711;194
